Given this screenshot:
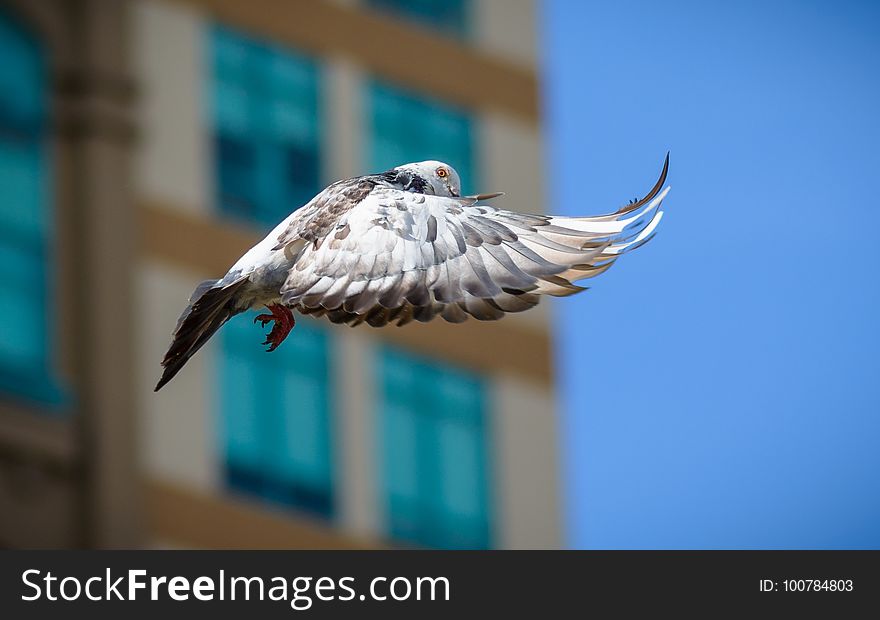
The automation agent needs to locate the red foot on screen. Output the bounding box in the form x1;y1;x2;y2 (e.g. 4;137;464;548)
254;304;295;352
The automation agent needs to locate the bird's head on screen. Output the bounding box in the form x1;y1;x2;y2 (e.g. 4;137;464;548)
388;160;462;198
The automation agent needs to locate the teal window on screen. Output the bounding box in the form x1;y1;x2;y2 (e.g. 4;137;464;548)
378;347;492;549
219;312;335;518
368;80;477;194
366;0;469;38
208;25;321;227
0;9;62;405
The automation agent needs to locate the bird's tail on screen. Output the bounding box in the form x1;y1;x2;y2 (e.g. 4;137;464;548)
155;277;250;391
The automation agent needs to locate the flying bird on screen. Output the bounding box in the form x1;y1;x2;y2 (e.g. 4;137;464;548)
155;155;670;391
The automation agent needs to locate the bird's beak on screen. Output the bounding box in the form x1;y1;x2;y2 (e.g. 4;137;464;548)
473;192;504;201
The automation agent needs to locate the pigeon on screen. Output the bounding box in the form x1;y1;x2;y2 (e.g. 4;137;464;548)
155;155;670;391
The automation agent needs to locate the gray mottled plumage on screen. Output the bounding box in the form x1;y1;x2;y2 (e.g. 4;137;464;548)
155;157;669;390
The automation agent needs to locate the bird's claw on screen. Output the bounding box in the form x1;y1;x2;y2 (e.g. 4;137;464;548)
262;335;279;352
254;313;273;327
255;304;295;352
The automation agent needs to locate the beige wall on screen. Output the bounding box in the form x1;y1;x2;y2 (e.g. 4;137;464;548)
474;0;540;70
493;374;562;548
333;330;382;537
323;58;363;183
133;0;211;214
137;261;220;494
480;112;546;216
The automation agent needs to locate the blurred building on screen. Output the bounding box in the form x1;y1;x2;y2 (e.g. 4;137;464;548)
0;0;560;549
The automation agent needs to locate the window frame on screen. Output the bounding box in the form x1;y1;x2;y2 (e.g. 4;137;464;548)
0;6;66;407
217;310;337;519
207;23;324;229
376;345;493;549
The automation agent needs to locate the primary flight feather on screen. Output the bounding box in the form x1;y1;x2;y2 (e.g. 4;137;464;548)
155;155;670;391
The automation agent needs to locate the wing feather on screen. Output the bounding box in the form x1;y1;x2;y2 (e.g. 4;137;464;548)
279;164;669;326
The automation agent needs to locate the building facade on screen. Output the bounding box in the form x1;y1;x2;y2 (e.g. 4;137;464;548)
0;0;561;549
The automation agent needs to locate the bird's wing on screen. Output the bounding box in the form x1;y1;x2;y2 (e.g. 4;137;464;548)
272;177;378;253
278;177;668;327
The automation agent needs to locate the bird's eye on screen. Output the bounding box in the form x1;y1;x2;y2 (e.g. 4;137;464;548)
436;167;448;178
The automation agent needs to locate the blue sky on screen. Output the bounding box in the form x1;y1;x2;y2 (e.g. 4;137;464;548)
542;0;880;548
